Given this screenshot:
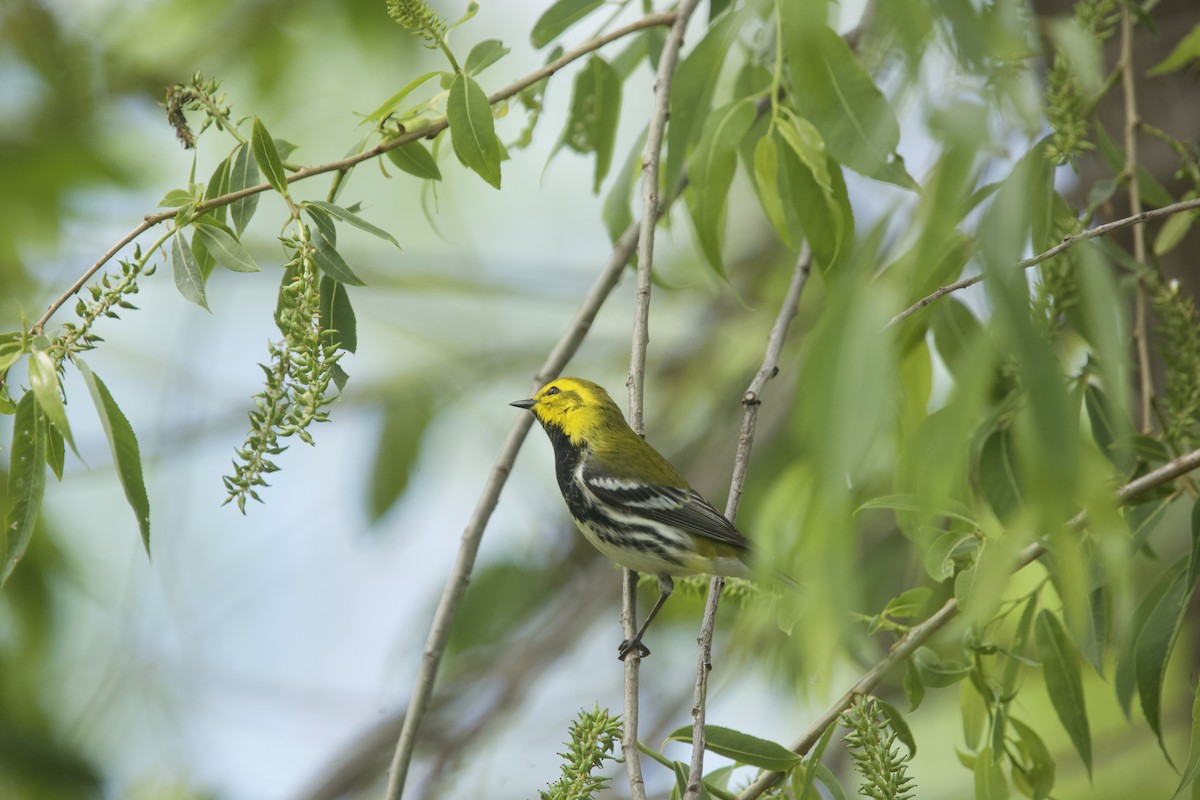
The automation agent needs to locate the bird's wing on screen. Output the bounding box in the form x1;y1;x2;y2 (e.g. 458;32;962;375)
582;468;750;550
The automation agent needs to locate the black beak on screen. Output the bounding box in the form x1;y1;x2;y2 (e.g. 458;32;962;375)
510;398;536;410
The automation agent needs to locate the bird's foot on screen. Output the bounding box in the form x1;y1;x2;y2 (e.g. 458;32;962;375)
618;638;650;661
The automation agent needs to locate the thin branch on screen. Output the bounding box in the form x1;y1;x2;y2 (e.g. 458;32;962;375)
623;4;701;798
381;221;642;800
734;445;1200;800
30;11;677;336
885;195;1200;329
1120;5;1153;432
685;244;813;800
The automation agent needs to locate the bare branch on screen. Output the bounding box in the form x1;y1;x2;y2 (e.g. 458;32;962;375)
30;12;677;336
623;3;702;798
886;195;1200;330
735;445;1200;800
684;245;813;800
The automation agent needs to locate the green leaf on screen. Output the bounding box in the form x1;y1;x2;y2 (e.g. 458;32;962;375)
602;127;646;243
931;299;984;378
465;39;510;75
1153;209;1197;256
251;117;289;195
751;135;793;247
386;140;443;181
913;646;970;687
664;725;801;771
777;142;853;271
665;6;746;193
530;0;603;48
319;276;357;354
780;20;912;186
171;231;210;311
856;493;977;526
204;154;232;227
1174;680;1200;798
368;391;433;522
447;73;502;188
1084;383;1134;472
1189;500;1200;587
1134;559;1191;755
365;71;443;122
685;99;756;275
27;344;75;454
974;746;1009;800
925;530;976;582
306;201;401;247
977;426;1021;522
77;359;151;556
557;56;622;194
777;111;834;199
806;760;848;800
44;421;64;481
1148;22;1200;75
1008;717;1056;800
881;587;932;620
903;658;926;711
311;233;365;286
0;331;25;375
228;142;261;236
1035;610;1092;776
873;697;917;756
193;222;261;272
158;188;194;208
1001;592;1040;702
1117;564;1178;715
3;391;46;588
794;724;837;800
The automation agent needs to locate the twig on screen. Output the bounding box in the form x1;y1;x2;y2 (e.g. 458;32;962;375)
1120;5;1153;433
885;195;1200;329
381;221;642;800
685;244;813;800
29;11;677;337
622;5;701;800
734;445;1200;800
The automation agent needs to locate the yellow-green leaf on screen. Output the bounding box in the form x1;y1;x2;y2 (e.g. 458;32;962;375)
447;73;502;188
665;725;801;771
530;0;603;48
1035;610;1092;776
28;344;75;454
251;117;289;195
3;391;46;588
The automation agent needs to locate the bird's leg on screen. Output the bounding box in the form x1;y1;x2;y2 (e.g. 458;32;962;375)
618;575;674;661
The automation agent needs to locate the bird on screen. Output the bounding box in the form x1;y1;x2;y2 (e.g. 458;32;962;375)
511;377;754;660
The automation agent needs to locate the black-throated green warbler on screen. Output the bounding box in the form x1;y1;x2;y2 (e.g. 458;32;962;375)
511;377;754;660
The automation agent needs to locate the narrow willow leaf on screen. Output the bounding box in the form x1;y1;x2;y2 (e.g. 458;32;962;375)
665;6;746;192
931;299;984;378
913;646;970;687
856;493;977;526
251;117;289;195
0;331;25;374
903;658;926;710
229;142;261;236
974;747;1009;800
1084;383;1134;472
557;56;622;193
464;39;510;75
1035;611;1092;776
686;98;756;275
307;200;401;247
311;233;365;286
386;140;443;181
204;154;232;227
77;359;151;556
158;188;193;208
1147;23;1200;75
1000;592;1040;701
962;682;986;750
365;71;443;122
777;111;833;197
1153;208;1197;255
602;127;646;243
752;135;793;246
171;232;210;310
664;725;801;771
3;392;46;587
27;345;75;454
1134;559;1190;754
977;426;1021;522
794;723;837;800
780;19;912;186
319;275;358;354
1174;680;1200;798
368;391;433;522
1116;565;1178;715
1008;718;1055;800
44;422;64;480
874;698;917;756
777;144;853;271
447;73;502;188
807;761;848;800
1189;500;1200;587
193;222;260;272
530;0;603;48
306;204;337;246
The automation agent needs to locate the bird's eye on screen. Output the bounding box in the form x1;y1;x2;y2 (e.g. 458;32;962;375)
544;386;561;397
